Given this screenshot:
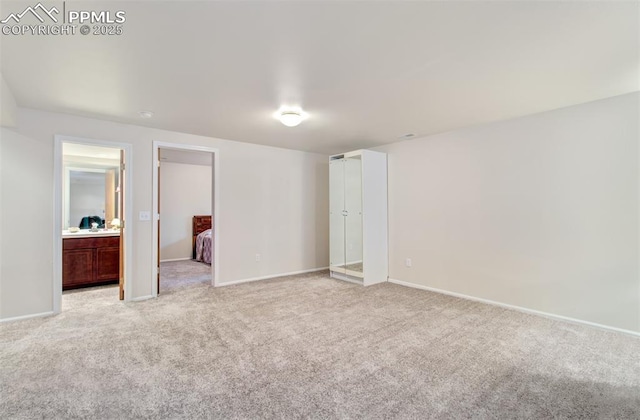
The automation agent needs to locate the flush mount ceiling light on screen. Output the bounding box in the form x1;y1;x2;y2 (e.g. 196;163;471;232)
275;106;308;127
280;111;303;127
139;111;154;118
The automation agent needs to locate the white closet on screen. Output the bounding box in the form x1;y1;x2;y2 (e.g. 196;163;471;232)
329;149;388;285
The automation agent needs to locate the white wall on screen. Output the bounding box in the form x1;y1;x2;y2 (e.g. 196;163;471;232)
0;73;17;128
0;127;54;318
0;127;2;317
0;107;329;319
160;161;211;261
375;92;640;333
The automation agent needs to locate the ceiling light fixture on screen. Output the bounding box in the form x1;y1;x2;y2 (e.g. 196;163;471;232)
139;111;154;118
275;106;308;127
280;111;303;127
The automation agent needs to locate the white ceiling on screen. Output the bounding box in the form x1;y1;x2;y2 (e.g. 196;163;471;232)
1;1;638;155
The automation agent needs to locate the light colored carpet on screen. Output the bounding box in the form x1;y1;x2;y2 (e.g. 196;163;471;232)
160;260;212;291
1;271;639;419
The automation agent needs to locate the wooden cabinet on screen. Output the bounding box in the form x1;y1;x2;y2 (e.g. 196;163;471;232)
63;236;120;290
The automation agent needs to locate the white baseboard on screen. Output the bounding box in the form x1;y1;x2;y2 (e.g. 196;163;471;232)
130;295;154;302
388;278;640;338
0;311;55;323
217;267;329;287
160;257;191;263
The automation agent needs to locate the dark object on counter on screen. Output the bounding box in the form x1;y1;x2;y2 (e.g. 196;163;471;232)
79;216;105;229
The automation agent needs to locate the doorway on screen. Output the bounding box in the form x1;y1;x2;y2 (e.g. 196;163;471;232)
152;142;219;296
53;136;133;313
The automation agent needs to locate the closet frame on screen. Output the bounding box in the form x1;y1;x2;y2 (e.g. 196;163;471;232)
329;149;388;286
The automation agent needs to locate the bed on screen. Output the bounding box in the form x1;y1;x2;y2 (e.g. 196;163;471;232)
192;215;212;264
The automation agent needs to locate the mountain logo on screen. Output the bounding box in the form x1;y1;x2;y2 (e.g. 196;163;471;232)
1;2;60;24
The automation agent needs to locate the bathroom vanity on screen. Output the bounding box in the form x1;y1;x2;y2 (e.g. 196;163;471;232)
62;231;120;290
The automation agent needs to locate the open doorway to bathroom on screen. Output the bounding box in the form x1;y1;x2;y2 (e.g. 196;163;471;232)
152;142;219;297
53;136;133;313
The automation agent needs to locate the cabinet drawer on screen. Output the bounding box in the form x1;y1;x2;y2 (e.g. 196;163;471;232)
64;236;120;250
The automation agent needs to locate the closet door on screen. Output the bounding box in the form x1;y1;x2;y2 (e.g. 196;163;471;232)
329;159;346;273
344;156;363;277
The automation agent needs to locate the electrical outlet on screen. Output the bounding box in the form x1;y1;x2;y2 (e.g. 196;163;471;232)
255;253;261;262
139;211;151;221
405;258;412;268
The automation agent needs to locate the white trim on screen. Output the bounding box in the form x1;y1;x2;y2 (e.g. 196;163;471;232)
330;264;365;280
159;257;192;263
330;271;364;285
361;150;388;286
53;138;62;313
152;141;220;295
388;278;640;338
130;295;154;302
345;268;365;279
0;311;55;323
344;149;364;158
54;135;134;312
218;267;328;287
0;125;2;318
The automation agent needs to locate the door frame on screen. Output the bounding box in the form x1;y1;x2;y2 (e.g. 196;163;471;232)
152;141;220;294
53;135;134;313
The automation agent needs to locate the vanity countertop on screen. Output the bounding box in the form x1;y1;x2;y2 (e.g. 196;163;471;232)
62;230;121;239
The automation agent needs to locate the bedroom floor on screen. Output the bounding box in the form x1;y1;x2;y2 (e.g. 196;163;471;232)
2;270;639;418
160;259;211;291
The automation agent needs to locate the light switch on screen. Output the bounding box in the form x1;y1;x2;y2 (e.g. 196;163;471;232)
139;211;151;221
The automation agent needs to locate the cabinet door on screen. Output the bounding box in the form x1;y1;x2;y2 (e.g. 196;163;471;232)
62;248;95;287
329;159;346;272
344;156;363;277
96;246;120;281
